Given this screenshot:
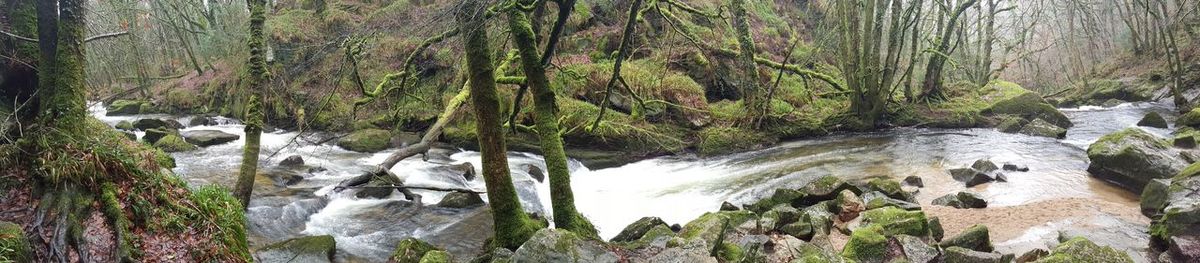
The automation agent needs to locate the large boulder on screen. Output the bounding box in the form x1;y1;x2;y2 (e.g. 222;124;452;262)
0;221;31;263
1087;128;1188;192
1146;163;1200;262
1035;237;1133;263
337;129;392;153
859;207;929;237
997;116;1029;134
255;235;336;263
1139;112;1169;129
512;229;619;263
933;192;988;209
143;128;172;144
985;92;1073;129
611;217;669;242
1178;108;1200;128
678;211;757;243
153;134;197;152
949;168;995;187
133;118;170;130
435;192;483;208
943;247;1008;263
105;100;151;116
940;224;994;252
1019;119;1068;139
389;238;440;263
182;130;240;147
841;226;889;263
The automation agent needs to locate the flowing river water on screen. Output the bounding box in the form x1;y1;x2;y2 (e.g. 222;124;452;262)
89;101;1175;262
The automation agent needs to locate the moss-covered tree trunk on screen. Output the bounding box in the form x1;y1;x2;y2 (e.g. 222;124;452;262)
919;0;978;101
458;0;539;250
234;0;269;209
730;0;764;121
39;0;87;127
507;3;598;239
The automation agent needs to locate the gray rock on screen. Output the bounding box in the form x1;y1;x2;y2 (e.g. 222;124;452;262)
611;217;669;242
254;235;335;263
142;128;172;144
436;192;483;209
1139;112;1169;128
523;164;541;183
971;160;999;172
997;116;1029;134
1002;163;1029;172
182;130;240;147
513;229;618;263
902;176;924;187
719;201;739;211
1019;118;1068;139
188;116;218;127
941;224;994;252
862;191;921;211
929;217;944;241
893;235;939;263
943;246;1007;263
280;155;305;166
336;129;392;153
932;192;987;209
1174;134;1196;149
133;118;170;130
115;120;134;131
1087;128;1188;192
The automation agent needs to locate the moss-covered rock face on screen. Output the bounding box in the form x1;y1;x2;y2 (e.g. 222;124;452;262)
940;224;994;252
1138;112;1169;129
256;235;336;263
143;128;172;144
943;246;1008;263
864;178;911;201
1086;128;1188;192
337;128;392;153
1058;79;1155;107
678;211;757;243
1036;237;1133;263
985;92;1073;129
0;221;31;263
1146;164;1200;261
434;192;483;209
1019;119;1068;139
511;229;618;263
106;100;153;116
859;207;929;237
390;238;440;263
996;116;1029;133
611;216;669;242
153;134;198;152
697;126;775;156
840;226;888;263
417;250;451;263
1178;108;1200;128
115;120;134;131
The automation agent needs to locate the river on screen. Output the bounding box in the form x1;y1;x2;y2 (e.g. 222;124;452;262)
89;101;1174;262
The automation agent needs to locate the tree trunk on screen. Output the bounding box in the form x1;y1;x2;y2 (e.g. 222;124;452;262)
458;0;539;250
41;0;88;126
234;0;269;209
920;0;978;101
731;0;764;120
507;3;598;238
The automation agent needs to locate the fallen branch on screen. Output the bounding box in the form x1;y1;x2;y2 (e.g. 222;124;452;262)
84;31;129;43
347;185;485;194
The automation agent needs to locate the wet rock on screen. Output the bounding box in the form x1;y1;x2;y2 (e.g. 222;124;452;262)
522;164;540;183
182;130;240;147
994;173;1008;182
1019;118;1068;139
133;118;170;130
1039;237;1133;262
154;134;197;152
1015;248;1048;263
984;92;1073;128
255;235;336;263
1140;179;1172;218
902;176;924;187
1087;128;1187;192
468;248;513;263
932;192;988;209
106;100;151;116
678;211;757;243
618;224;676;249
337;128;392;153
644;239;717;263
1179;108;1200;128
115;120;134;131
800;176;857;204
860;207;929;237
1002;163;1029;172
865;178;912;202
188;116;218;127
165;119;185;129
760;205;801;231
280;155;305;166
781;221;814;240
892;235;939;263
1174;134;1196;149
1147;163;1200;261
862;191;921;211
0;221;31;262
512;229;618;263
719;201;739;211
611;217;669;242
942;246;1008;263
940;224;993;252
997;116;1029;134
929;217;944;241
950;168;995;187
834;190;865;222
801;202;835;237
971;159;999;172
445;162;475;181
417;251;450;263
840;226;889;263
1101;99;1126;108
745;188;805;213
436;192;483;208
389;238;440;263
1169;236;1200;262
1139;112;1169;128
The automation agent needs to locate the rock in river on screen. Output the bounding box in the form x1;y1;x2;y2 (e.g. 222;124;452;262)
932;192;987;209
255;235;336;263
1138;112;1169;128
337;128;392;153
133;118;170;130
1087;128;1188;192
182;130;240;147
610;217;669;242
105;100;151;116
1143;162;1200;262
513;229;618;263
436;192;483;209
280;155;305;166
1018;118;1067;139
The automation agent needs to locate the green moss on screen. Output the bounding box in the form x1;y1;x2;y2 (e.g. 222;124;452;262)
1177;108;1200;128
745;188;804;213
1036;237;1133;263
153;134;197;152
860;207;928;237
391;238;440;263
0;222;30;263
418;250;451;263
190;185;250;260
259;235;336;260
841;226;888;262
697;126;774;156
336;128;392;152
679;211;757;241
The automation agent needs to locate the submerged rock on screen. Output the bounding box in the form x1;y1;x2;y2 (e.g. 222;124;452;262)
1138;112;1169;128
255;235;336;263
1087;128;1187;192
1038;237;1133;263
1003;163;1030;172
182;130;240;147
1019;118;1068;139
435;192;483;209
512;229;618;263
280;155;305;166
337;128;392;153
902;176;924;188
932;192;988;209
611;217;669;242
971;159;999;172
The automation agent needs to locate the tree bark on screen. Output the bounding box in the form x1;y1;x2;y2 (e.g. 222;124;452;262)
40;0;87;126
919;0;978;101
458;0;539;250
508;2;598;238
730;0;764;121
234;0;269;209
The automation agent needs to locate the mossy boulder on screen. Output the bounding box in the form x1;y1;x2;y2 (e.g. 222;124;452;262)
133;118;171;130
1059;79;1154;107
932;192;988;209
417;250;451;263
745;188;805;213
182;130;240;147
337;128;392;153
864;178;912;202
697;127;774;156
1034;237;1133;263
862;191;920;211
115;120;134;131
1019;118;1068;139
611;217;670;242
1087;128;1187;192
389;238;440;263
0;221;31;263
106;100;152;116
1140;179;1172;218
859;207;929;237
943;246;1008;263
1173;134;1196;149
1138;112;1169;128
940;224;994;252
984;92;1073;129
142;128;172;144
511;229;618;262
1178;108;1200;128
678;211;757;243
840;226;889;263
996;116;1028;133
256;235;336;263
435;192;483;209
153;134;197;152
1146;164;1200;261
798;176;857;204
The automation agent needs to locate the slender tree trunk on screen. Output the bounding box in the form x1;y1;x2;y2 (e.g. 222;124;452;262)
459;0;539;250
507;3;598;238
731;0;764;120
234;0;269;209
920;0;978;101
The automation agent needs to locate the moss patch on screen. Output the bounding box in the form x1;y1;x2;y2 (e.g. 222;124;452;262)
1037;237;1133;263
